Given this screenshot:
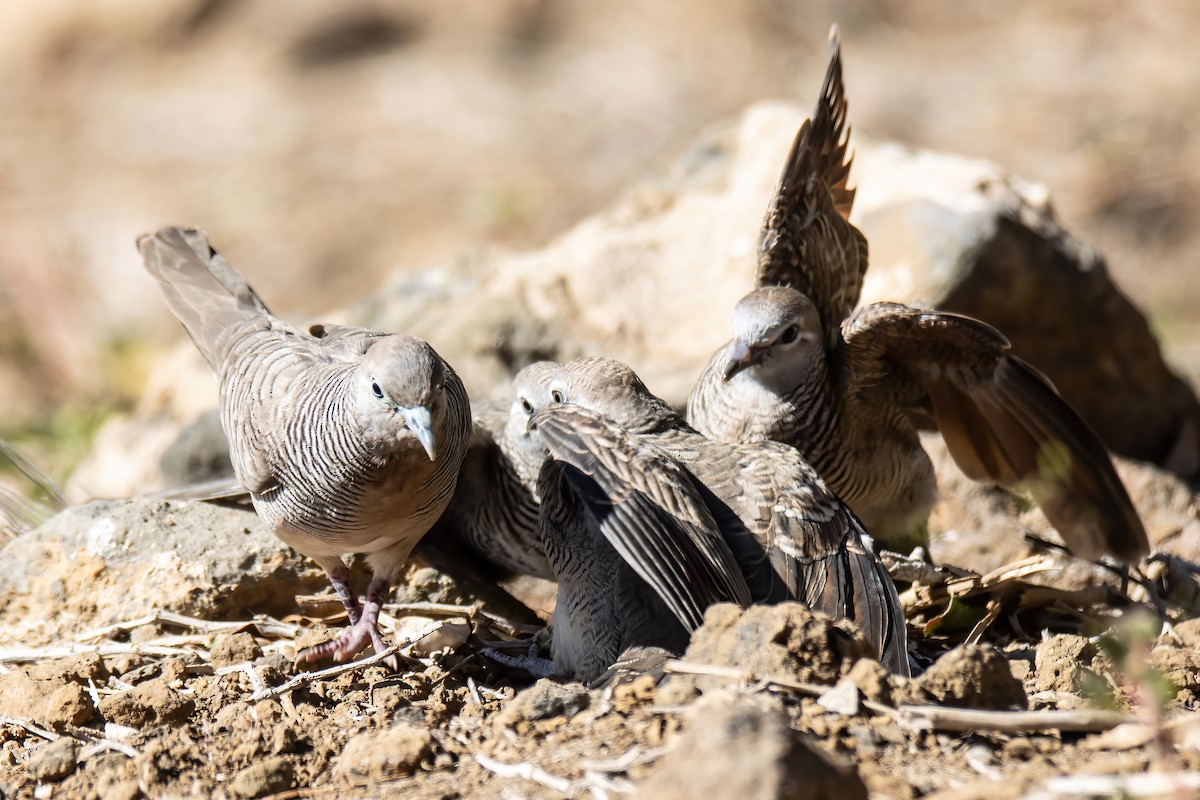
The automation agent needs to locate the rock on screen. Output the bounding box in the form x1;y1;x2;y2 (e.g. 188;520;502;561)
844;658;894;706
0;499;323;643
229;756;295;799
637;690;868;800
43;683;93;728
492;679;590;731
98;679;195;728
25;738;79;782
1150;646;1200;697
680;603;870;687
0;497;537;645
1035;635;1105;695
69;103;1198;502
852;140;1200;475
1168;618;1200;649
816;680;861;716
210;632;264;667
0;654;105;727
918;644;1027;710
337;723;433;781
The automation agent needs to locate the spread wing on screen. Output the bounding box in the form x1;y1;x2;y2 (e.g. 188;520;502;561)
756;29;869;345
726;440;909;675
533;405;753;631
839;302;1149;563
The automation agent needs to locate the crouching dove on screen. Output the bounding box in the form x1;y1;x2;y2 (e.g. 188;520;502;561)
686;33;1148;562
436;394;554;581
137;226;471;662
514;358;910;677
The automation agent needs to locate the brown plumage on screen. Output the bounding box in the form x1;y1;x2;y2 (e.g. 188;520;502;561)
139;226;472;663
687;34;1148;563
514;357;910;677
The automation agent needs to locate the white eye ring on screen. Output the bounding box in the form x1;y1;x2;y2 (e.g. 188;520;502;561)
520;398;533;414
551;390;565;403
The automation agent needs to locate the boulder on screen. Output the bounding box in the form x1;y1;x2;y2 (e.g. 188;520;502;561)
67;103;1199;500
0;497;536;646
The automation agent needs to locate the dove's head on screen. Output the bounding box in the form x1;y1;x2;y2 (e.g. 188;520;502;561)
722;287;823;387
358;335;449;460
538;357;678;434
504;361;560;474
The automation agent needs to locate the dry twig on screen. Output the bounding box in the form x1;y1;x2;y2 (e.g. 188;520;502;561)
892;704;1131;733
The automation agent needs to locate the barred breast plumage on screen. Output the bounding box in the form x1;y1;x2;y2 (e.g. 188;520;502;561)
688;31;1147;563
138;226;471;664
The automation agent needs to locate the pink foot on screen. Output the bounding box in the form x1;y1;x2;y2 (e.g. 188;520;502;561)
298;575;392;665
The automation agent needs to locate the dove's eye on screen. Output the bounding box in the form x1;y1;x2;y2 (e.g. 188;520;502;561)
371;382;384;399
520;398;533;415
551;390;565;404
779;325;799;345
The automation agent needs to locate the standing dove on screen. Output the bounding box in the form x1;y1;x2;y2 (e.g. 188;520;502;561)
138;226;471;663
514;358;909;677
687;34;1148;562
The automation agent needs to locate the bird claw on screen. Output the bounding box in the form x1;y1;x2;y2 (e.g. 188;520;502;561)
297;616;389;665
481;644;557;678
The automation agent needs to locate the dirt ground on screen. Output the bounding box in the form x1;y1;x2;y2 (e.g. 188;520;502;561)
1;483;1199;798
1;586;1199;799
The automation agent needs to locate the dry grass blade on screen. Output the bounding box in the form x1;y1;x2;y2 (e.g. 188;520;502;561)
1023;770;1200;799
74;611;302;644
473;753;573;793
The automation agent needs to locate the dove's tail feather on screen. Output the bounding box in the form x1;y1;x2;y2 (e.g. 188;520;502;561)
137;226;273;370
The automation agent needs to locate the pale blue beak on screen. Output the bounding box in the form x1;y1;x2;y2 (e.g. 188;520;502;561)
399;406;437;461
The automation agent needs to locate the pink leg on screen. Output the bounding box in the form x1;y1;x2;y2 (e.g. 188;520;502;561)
299;575;391;664
326;563;363;625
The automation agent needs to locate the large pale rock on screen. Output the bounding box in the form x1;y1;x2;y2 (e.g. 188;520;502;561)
0;497;535;646
0;499;322;646
69;101;1200;500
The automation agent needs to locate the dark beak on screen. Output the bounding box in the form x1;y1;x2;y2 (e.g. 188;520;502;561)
722;341;764;382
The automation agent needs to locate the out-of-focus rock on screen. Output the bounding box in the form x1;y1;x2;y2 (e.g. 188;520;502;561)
917;644;1027;710
69;102;1199;500
0;497;537;647
853;142;1200;475
637;690;868;800
98;678;195;728
336;724;433;782
25;738;79;783
676;603;870;688
1035;635;1107;695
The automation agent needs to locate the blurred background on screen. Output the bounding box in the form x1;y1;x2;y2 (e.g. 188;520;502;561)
1;0;1199;481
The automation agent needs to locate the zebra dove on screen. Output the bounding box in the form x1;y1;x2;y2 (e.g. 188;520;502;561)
527;397;754;682
687;35;1148;563
436;392;553;580
138;226;471;663
515;357;910;677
